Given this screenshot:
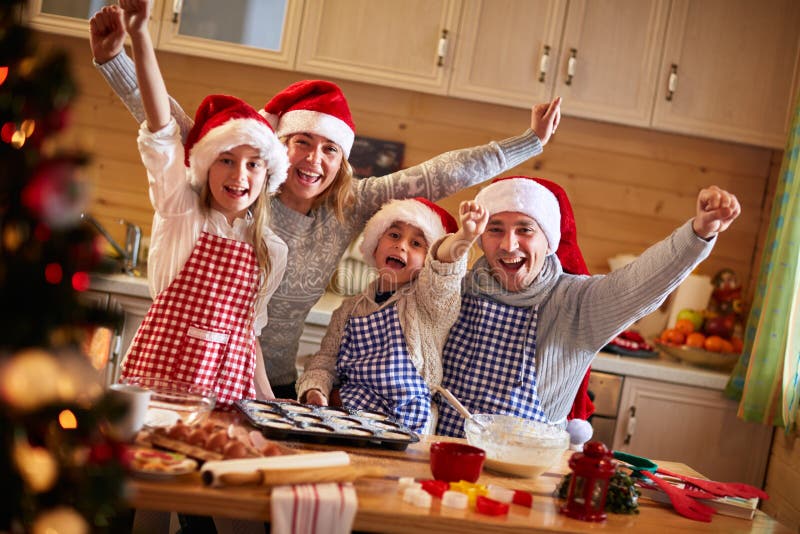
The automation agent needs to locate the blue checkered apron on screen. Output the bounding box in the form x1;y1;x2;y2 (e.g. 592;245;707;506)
335;305;431;432
436;295;547;437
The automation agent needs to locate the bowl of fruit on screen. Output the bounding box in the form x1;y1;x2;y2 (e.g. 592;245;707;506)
655;309;743;371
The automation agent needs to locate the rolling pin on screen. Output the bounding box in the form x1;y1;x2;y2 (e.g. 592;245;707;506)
213;464;387;487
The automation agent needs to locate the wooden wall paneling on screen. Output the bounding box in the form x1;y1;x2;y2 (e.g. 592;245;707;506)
555;116;774;177
762;431;800;531
38;31;775;304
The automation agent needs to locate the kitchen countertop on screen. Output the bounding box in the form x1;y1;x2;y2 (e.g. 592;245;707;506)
89;272;151;299
89;275;734;392
128;424;787;533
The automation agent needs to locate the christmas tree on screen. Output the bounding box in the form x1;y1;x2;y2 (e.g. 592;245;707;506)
0;2;129;531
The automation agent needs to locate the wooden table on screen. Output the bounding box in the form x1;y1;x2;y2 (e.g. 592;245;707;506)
127;428;790;533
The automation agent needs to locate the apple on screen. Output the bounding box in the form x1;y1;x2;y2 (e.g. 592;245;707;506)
677;308;704;332
703;314;735;339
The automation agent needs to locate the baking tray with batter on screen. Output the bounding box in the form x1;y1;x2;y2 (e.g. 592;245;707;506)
236;399;420;450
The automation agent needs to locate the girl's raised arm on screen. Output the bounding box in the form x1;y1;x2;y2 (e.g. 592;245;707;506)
119;0;170;132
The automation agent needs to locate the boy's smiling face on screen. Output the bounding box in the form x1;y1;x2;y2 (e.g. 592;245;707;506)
374;221;429;293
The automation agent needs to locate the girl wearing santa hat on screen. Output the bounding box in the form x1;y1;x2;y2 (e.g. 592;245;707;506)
115;0;289;407
297;198;487;433
90;7;560;399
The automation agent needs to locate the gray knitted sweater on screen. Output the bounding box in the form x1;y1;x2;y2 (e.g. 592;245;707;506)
457;220;714;424
96;52;543;385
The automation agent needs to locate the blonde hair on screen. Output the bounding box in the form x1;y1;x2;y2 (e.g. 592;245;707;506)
199;181;272;299
311;158;355;223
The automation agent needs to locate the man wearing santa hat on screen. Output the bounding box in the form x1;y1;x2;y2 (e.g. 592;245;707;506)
435;177;741;444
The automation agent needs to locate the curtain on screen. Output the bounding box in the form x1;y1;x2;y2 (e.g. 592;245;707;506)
725;90;800;433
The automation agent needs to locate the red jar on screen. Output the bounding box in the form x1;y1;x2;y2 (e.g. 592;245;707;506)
429;442;486;483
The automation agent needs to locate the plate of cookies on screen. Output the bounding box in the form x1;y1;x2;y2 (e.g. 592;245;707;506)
128;447;198;479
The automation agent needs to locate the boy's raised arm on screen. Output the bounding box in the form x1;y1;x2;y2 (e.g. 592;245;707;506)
436;201;489;263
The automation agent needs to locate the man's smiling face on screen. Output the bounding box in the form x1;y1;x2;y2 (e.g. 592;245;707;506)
479;211;550;292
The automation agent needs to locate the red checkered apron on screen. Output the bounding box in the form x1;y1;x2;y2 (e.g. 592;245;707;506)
120;231;260;407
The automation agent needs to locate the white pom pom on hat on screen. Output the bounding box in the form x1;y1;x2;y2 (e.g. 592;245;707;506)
359;198;458;268
185;94;289;193
566;419;594;451
261;80;355;158
474;176;561;255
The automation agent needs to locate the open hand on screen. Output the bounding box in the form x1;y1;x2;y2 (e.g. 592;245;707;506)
530;96;562;145
89;5;125;63
459;200;489;240
692;185;741;239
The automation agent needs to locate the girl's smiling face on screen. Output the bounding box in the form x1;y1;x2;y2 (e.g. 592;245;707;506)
479;211;550;292
373;221;429;293
279;132;344;213
207;144;267;223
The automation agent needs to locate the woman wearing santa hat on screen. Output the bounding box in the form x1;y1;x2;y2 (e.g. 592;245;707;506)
89;7;560;398
114;0;289;407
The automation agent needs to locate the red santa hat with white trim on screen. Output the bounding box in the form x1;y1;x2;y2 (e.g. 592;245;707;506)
474;176;561;254
359;198;458;267
262;80;356;158
185;94;289;193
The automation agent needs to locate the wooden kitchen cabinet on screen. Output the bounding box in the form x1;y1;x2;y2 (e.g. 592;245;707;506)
295;0;462;94
651;0;800;148
26;0;304;70
450;0;670;128
613;376;773;488
153;0;305;70
26;0;162;40
447;0;566;107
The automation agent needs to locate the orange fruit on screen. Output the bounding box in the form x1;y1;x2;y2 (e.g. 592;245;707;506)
674;318;696;335
704;335;726;353
719;339;735;354
661;328;686;345
685;332;706;348
730;336;744;353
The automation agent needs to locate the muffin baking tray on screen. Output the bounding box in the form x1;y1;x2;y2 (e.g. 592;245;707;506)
235;399;420;450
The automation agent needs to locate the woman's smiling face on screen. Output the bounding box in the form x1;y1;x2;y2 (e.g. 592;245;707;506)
278;132;343;212
479;211;550;292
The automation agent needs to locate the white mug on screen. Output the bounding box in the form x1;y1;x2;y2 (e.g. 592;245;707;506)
108;383;151;441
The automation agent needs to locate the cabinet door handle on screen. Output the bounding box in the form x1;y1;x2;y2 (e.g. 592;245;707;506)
436;29;449;67
623;406;637;445
666;63;678;101
538;45;551;83
565;48;577;85
172;0;183;24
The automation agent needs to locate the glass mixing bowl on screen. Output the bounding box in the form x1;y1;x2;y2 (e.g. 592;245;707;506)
464;414;569;478
120;376;216;428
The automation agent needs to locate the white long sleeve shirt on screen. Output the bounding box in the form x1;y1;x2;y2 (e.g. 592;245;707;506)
138;118;287;334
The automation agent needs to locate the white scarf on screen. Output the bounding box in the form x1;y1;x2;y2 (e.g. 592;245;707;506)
463;255;563;308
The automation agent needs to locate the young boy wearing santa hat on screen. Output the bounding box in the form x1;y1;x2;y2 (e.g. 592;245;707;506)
297;198;488;433
117;0;289;406
435;177;741;441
